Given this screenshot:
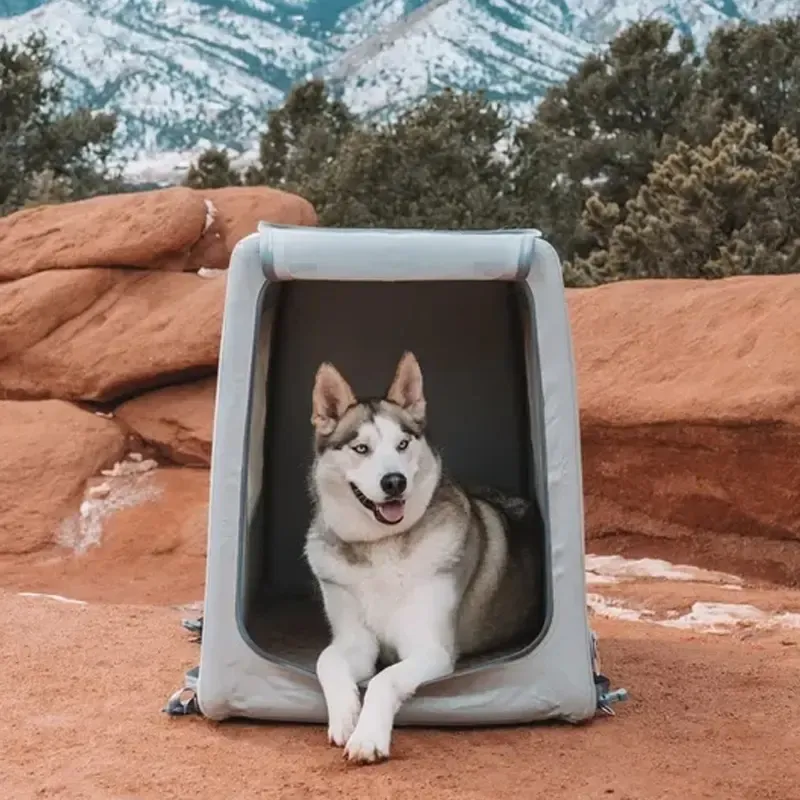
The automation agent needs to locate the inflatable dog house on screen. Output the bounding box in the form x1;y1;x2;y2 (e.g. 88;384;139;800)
165;224;627;726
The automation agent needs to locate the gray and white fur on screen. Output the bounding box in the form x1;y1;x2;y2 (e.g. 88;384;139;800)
304;351;539;765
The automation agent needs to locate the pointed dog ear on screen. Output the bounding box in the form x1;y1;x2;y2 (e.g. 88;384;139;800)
311;362;356;435
386;351;425;424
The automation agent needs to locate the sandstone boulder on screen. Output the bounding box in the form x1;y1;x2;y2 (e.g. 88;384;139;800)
570;275;800;586
115;377;216;467
570;275;800;425
0;268;115;362
0;185;318;283
0;187;209;281
0;269;225;402
0;401;126;556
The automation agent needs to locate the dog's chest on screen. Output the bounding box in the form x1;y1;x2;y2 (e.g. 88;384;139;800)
355;542;426;606
337;537;453;638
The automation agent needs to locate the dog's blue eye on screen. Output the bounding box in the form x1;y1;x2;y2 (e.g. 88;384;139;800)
352;444;369;455
397;439;410;452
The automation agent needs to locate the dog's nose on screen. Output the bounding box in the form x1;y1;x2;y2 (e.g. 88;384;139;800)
380;472;407;497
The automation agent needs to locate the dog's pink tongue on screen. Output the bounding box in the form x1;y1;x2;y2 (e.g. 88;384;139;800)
378;501;405;523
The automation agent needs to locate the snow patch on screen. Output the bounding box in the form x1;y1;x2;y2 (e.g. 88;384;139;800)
587;592;654;622
585;554;743;586
590;597;800;634
585;572;619;585
203;199;217;233
660;602;768;633
662;604;800;633
87;482;111;499
775;612;800;629
586;555;799;634
58;456;162;554
18;592;87;606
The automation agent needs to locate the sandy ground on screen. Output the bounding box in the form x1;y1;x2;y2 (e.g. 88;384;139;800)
3;567;800;800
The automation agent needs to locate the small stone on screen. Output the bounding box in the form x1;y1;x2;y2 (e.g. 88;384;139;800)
197;267;225;279
128;452;143;462
88;483;111;499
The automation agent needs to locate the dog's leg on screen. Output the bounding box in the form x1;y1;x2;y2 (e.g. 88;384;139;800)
316;588;379;747
344;583;457;764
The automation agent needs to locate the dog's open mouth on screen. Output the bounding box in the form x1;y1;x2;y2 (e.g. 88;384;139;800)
350;483;406;525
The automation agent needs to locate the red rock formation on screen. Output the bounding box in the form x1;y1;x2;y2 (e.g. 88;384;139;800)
115;377;216;467
0;269;224;401
2;183;799;601
0;185;317;280
0;185;316;596
569;275;800;586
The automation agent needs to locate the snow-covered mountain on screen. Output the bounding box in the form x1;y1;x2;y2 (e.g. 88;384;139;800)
0;0;795;181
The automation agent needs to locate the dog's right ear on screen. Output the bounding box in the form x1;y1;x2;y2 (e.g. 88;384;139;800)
312;362;357;435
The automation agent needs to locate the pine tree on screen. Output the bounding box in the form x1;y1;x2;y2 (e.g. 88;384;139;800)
569;118;800;283
0;33;119;215
509;20;700;260
316;88;516;230
245;78;354;199
184;147;241;189
688;18;800;145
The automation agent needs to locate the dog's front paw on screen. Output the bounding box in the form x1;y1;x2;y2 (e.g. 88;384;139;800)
327;692;362;747
343;718;391;765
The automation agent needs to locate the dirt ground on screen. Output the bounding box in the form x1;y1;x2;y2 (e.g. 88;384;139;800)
3;578;800;800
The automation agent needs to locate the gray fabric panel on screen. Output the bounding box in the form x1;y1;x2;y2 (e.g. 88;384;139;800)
259;222;539;281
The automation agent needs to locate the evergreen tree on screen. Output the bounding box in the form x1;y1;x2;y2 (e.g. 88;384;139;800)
570;118;800;283
0;33;120;215
245;77;355;200
509;20;700;261
506;121;589;261
316;88;516;229
687;18;800;145
184;147;241;188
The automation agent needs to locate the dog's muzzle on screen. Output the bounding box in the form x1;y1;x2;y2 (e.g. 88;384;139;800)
350;483;406;525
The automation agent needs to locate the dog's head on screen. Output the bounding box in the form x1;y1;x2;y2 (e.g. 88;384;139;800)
309;351;441;542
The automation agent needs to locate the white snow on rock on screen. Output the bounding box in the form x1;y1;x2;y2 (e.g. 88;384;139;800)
660;602;800;634
586;554;799;634
58;455;162;553
585;554;743;586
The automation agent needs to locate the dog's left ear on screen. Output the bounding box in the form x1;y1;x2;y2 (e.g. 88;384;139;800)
386;351;426;423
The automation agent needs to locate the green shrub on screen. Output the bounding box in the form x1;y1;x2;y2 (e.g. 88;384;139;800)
570;118;800;283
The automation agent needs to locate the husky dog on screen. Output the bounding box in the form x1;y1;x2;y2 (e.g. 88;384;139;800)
304;351;539;765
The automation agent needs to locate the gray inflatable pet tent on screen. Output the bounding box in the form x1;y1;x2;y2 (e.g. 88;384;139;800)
164;224;627;726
